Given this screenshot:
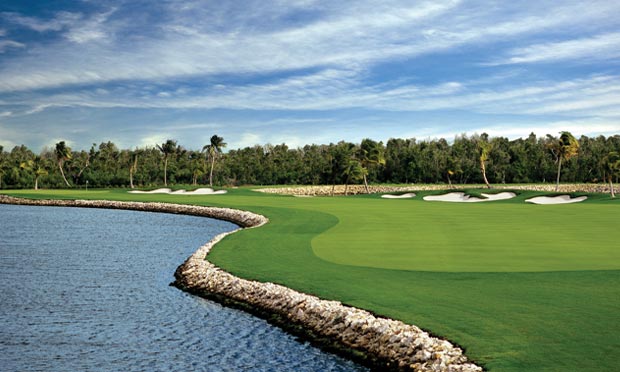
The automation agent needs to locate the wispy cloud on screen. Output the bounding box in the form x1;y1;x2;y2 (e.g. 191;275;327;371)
462;119;620;140
2;11;81;32
64;8;116;44
488;32;620;65
3;71;619;121
0;39;24;52
2;9;115;44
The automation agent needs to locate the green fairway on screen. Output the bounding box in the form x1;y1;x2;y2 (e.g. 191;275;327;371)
3;187;620;371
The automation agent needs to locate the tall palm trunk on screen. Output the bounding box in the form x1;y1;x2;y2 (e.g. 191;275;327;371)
480;161;491;189
58;160;70;187
129;154;137;189
209;155;215;186
555;157;562;192
610;176;615;198
35;176;39;190
163;157;168;186
363;174;369;193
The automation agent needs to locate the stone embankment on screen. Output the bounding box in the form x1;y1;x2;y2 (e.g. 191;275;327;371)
257;183;610;196
0;195;482;371
0;195;263;227
494;184;610;193
174;233;482;371
255;185;422;196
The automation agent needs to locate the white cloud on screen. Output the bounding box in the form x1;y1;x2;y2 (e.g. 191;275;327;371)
464;119;620;140
489;32;620;65
64;8;116;44
138;134;175;148
0;123;21;149
0;40;25;52
2;11;82;32
234;133;262;149
1;9;114;44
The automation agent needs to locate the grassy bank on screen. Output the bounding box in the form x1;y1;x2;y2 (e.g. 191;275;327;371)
3;187;619;371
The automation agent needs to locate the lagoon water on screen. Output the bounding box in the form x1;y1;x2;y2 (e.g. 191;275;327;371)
0;204;366;372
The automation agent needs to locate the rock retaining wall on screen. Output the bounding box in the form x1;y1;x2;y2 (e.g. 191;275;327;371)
255;185;422;196
256;183;611;196
0;195;482;371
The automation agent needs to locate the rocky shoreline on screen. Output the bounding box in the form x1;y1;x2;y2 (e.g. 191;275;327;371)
0;195;482;371
256;183;610;196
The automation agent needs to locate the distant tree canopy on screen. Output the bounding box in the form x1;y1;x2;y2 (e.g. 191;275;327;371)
1;132;619;189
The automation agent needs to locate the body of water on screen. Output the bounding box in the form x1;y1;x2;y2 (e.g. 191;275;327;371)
0;204;366;371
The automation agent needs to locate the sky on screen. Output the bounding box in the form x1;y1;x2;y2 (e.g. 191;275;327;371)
0;0;619;152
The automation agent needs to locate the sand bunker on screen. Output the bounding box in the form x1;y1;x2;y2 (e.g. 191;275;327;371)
128;188;172;194
525;195;587;204
423;192;516;202
381;193;416;199
129;187;227;195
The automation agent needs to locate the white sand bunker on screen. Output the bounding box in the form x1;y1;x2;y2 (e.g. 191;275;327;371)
525;195;587;204
128;188;172;194
423;192;516;202
381;193;416;199
129;187;227;195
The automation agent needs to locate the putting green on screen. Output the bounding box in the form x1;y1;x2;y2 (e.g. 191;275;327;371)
311;200;620;272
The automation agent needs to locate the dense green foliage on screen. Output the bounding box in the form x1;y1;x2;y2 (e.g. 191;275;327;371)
3;188;618;371
1;133;619;189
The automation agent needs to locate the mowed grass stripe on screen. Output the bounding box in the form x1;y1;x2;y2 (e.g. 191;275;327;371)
3;188;619;371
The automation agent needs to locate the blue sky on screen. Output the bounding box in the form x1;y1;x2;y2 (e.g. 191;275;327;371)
0;0;619;151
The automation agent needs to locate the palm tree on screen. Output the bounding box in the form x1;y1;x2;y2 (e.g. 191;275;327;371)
129;150;139;189
70;151;91;185
156;139;177;186
446;155;460;189
603;151;620;198
548;132;579;191
20;156;48;190
329;141;356;196
447;170;455;188
342;159;366;195
202;135;226;187
358;138;386;193
477;137;493;189
55;141;72;187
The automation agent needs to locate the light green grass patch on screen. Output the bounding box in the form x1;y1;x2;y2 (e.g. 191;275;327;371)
312;199;620;272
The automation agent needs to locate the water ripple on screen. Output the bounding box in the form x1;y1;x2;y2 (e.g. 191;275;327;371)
0;204;367;372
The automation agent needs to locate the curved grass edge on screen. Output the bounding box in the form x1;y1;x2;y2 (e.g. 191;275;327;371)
0;195;482;372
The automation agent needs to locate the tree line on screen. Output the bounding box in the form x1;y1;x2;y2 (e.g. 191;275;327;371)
1;132;619;193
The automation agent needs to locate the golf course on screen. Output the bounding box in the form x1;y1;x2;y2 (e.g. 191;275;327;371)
2;187;619;371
